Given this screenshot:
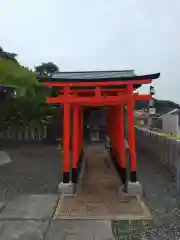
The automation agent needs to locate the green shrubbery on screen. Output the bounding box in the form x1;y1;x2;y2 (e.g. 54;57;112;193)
0;98;59;131
0;59;59;130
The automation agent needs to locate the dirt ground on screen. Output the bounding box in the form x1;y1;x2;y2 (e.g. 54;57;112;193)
0;142;61;202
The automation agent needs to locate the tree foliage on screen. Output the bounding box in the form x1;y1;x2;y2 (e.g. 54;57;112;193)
0;53;60;128
0;59;56;127
0;46;18;62
35;62;59;76
35;62;60;98
0;60;37;86
135;98;180;114
0;59;49;100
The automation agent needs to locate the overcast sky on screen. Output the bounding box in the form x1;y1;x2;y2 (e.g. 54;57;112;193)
1;0;180;103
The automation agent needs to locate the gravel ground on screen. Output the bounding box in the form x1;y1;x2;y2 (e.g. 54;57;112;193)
113;149;179;239
0;143;61;202
137;150;180;240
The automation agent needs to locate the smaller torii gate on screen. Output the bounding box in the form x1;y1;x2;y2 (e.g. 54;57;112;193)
39;70;160;194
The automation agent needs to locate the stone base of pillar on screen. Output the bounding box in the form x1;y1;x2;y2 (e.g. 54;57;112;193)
124;181;142;195
58;182;75;197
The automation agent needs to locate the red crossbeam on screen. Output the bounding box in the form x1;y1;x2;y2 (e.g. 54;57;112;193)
63;89;127;94
46;94;151;104
46;95;130;104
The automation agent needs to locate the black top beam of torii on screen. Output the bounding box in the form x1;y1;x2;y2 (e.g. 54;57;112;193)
37;70;160;89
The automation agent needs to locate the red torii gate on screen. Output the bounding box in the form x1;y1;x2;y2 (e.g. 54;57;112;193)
39;71;160;193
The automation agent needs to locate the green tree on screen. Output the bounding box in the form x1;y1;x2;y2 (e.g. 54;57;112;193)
0;59;43;99
0;56;59;129
35;62;59;76
0;46;18;62
0;60;37;85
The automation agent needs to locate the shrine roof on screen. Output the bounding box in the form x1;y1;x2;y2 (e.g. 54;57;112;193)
37;70;160;82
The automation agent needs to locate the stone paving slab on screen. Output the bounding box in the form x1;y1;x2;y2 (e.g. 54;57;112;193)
54;195;151;220
0;195;59;220
0;151;12;166
45;220;115;240
0;220;48;240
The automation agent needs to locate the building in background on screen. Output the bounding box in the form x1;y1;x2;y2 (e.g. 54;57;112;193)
162;108;180;137
134;109;150;126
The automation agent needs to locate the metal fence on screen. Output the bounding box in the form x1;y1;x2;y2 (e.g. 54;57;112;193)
136;127;180;195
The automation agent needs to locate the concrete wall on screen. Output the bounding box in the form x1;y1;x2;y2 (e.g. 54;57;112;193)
152;118;163;129
162;114;179;136
136;127;180;173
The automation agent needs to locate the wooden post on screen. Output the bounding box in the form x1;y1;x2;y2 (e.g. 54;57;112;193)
72;104;79;183
118;104;126;184
110;107;116;153
113;106;118;155
63;103;71;183
62;87;71;183
107;107;111;145
79;107;83;151
127;84;137;182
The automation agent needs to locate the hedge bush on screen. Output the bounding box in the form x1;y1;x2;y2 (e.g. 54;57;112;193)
0;98;59;131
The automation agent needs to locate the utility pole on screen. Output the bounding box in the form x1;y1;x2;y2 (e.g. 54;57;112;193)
148;86;156;127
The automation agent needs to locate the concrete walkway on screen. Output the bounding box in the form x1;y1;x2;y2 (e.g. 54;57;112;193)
0;194;115;239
